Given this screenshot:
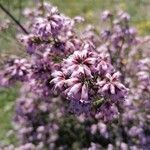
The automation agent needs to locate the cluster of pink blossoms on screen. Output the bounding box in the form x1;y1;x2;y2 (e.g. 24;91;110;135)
51;44;127;116
3;2;150;150
0;58;30;86
0;2;128;120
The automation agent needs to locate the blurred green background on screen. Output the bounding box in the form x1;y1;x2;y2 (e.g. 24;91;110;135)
0;0;150;145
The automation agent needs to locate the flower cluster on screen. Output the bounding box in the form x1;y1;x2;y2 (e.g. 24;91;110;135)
51;44;127;117
14;89;62;150
0;58;30;86
0;2;149;150
7;2;127;119
19;2;83;56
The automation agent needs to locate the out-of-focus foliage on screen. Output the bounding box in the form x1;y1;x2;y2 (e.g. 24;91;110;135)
137;21;150;35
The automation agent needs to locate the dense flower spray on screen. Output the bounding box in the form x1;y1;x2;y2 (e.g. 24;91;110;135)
0;2;149;150
1;2;128;119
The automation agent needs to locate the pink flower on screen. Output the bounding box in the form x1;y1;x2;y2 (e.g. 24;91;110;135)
64;49;96;77
97;72;127;94
7;59;30;77
101;10;112;21
52;70;90;103
67;83;82;99
51;70;68;90
65;76;89;103
96;53;112;73
80;84;88;102
118;11;130;21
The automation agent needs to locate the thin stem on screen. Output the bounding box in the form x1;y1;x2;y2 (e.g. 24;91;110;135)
0;3;29;34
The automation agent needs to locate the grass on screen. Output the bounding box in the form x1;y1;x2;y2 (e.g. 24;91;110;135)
0;0;150;145
0;87;18;145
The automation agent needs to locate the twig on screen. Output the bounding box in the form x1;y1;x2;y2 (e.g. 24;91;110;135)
0;3;29;34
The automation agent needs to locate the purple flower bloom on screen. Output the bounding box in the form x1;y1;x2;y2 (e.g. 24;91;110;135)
97;72;127;95
101;10;112;21
64;49;96;77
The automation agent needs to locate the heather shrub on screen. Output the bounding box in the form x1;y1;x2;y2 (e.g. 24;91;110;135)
0;2;149;150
